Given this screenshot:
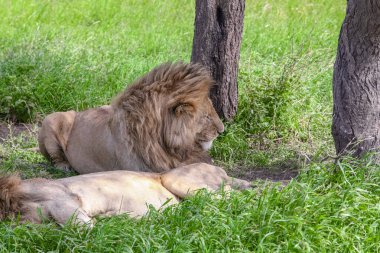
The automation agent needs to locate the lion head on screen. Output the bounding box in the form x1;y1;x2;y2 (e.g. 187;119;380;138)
112;62;224;172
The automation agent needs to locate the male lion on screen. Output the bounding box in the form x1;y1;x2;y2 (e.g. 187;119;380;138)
0;163;250;226
38;62;224;174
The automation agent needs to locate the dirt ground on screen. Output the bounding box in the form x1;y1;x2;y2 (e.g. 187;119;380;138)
230;168;298;183
0;123;36;141
0;122;299;182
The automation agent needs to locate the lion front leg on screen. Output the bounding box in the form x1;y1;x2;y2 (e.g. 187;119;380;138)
39;135;72;171
160;163;251;198
226;177;252;190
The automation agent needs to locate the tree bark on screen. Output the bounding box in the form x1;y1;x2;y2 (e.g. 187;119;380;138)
332;0;380;160
191;0;245;120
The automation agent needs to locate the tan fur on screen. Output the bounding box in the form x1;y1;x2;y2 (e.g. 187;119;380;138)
38;62;224;174
0;163;251;226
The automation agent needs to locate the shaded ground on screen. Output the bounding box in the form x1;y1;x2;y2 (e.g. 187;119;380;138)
0;122;36;142
0;122;299;182
231;168;298;182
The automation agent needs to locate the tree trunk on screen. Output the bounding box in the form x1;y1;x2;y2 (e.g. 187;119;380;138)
332;0;380;160
191;0;245;120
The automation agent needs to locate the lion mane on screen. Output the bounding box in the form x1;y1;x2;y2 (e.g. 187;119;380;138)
0;175;26;220
38;62;224;174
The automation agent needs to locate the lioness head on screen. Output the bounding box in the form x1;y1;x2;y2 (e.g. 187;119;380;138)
112;62;224;171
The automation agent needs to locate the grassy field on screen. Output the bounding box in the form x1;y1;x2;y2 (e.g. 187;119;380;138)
0;0;345;167
2;0;379;252
1;133;380;252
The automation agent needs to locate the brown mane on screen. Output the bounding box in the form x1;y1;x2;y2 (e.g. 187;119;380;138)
111;62;214;171
0;175;24;220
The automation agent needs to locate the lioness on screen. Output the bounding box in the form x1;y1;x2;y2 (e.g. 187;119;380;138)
0;163;250;226
38;62;224;174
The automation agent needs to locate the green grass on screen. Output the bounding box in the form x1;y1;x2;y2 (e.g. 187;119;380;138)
1;133;379;252
212;0;345;167
0;0;194;121
2;0;376;252
0;127;75;179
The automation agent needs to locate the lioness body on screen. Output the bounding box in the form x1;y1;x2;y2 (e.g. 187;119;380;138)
0;164;250;226
20;171;178;224
38;63;224;174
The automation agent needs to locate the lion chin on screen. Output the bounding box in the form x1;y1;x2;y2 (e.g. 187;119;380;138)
200;140;214;151
38;62;224;174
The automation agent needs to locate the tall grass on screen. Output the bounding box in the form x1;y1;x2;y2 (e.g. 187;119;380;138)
1;136;379;252
0;0;195;120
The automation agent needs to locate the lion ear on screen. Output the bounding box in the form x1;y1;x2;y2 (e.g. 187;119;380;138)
173;103;195;117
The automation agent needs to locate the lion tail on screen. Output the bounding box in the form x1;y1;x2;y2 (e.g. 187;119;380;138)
0;175;24;220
